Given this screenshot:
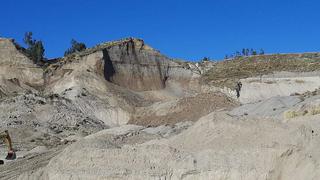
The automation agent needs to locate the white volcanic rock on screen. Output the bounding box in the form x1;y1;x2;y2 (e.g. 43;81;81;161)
239;71;320;104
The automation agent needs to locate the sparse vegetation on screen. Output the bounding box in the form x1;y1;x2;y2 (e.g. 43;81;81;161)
295;79;305;84
202;57;210;61
23;32;45;65
225;48;264;59
64;39;87;56
203;53;320;88
284;106;320;119
264;80;276;84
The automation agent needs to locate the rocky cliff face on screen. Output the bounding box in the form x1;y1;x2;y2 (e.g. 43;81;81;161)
99;38;171;91
0;38;32;66
41;38;204;128
0;38;43;96
48;38;199;93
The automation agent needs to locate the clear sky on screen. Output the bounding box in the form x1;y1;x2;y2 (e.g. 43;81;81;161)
1;0;319;60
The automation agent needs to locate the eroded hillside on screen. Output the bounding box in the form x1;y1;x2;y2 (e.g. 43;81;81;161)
1;37;320;180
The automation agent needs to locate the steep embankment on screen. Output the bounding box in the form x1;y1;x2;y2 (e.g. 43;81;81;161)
0;37;236;179
0;38;43;96
0;39;108;178
0;39;107;135
46;38;200;92
43;38;225;127
203;53;320;103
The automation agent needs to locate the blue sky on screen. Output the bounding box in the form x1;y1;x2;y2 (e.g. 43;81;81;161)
1;0;319;60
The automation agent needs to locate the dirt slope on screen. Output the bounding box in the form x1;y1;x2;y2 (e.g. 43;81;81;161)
22;112;320;180
131;92;236;126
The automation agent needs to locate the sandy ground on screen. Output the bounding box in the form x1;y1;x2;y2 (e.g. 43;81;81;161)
18;111;320;180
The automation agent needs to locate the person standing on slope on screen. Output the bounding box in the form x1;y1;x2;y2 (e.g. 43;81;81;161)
235;81;242;98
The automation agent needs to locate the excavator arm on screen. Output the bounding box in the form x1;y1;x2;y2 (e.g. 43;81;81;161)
0;130;16;160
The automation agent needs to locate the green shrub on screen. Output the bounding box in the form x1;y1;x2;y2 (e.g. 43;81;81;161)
23;32;45;65
64;39;86;56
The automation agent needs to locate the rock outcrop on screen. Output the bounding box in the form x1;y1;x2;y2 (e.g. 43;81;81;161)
0;38;32;66
96;38;200;92
41;38;206;127
0;38;43;96
47;38;199;93
98;38;171;91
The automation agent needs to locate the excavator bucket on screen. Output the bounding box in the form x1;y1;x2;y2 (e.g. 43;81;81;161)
5;151;16;160
1;130;16;161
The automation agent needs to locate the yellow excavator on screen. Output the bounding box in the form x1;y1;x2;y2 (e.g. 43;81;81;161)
0;130;16;164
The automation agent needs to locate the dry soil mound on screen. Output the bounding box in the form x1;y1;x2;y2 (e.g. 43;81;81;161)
21;112;320;180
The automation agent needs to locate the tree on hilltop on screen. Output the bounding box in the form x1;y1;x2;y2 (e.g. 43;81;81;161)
225;48;265;60
64;39;86;56
23;32;45;65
